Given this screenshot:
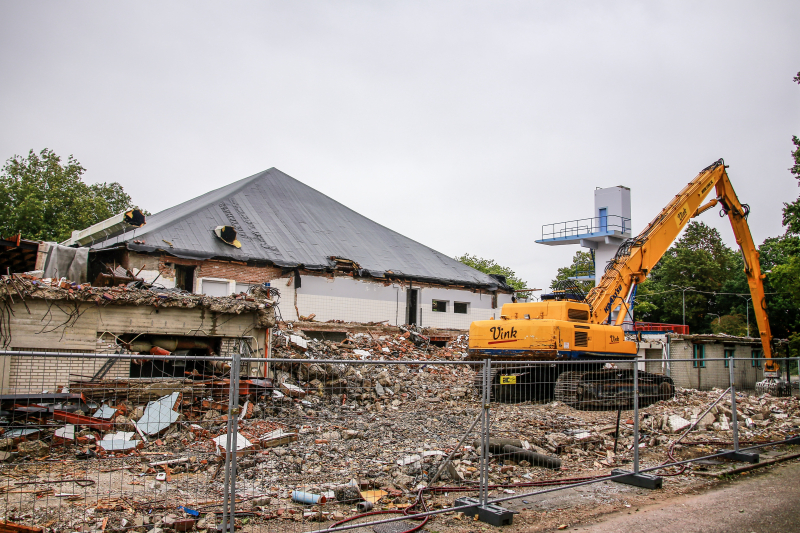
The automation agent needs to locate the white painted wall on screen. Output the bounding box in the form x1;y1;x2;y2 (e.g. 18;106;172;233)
131;268;510;330
590;186;632;285
289;275;510;329
594;185;631;226
138;268;176;289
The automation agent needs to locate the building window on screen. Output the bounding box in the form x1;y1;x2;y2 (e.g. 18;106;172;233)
724;348;735;368
201;279;230;297
432;300;448;313
454;302;469;314
175;264;196;292
751;349;762;368
693;344;705;368
235;282;255;294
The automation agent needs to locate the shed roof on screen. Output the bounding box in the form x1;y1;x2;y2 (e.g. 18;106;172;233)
92;168;508;289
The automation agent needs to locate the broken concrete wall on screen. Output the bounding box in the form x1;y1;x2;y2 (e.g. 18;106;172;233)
124;251;512;329
125;252;286;292
2;299;269;393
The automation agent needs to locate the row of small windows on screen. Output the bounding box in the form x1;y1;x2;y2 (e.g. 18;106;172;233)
692;345;762;368
432;300;470;314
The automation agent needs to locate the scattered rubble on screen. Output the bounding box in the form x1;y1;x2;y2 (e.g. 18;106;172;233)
0;320;797;531
0;273;275;323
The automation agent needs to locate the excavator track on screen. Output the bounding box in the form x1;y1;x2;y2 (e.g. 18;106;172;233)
554;368;675;410
472;367;500;401
472;363;563;404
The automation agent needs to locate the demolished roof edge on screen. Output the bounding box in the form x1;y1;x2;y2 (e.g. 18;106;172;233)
116;243;511;291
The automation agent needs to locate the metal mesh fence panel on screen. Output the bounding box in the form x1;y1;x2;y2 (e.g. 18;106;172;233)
0;352;238;533
1;349;798;533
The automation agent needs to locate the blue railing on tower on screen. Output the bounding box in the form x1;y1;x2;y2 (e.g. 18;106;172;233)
541;215;630;241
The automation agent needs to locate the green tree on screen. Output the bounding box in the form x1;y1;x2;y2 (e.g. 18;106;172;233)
764;70;800;354
0;149;137;242
635;221;737;333
550;250;595;294
709;314;747;336
455;253;528;292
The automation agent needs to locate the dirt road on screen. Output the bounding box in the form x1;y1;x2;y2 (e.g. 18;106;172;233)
570;460;800;533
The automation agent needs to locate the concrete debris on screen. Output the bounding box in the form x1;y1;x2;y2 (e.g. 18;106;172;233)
211;433;253;455
0;273;276;316
98;431;141;451
667;415;692;433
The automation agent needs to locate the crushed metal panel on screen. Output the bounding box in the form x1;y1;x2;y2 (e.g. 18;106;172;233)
211;433;252;453
98;431;139;451
93;405;117;419
134;392;180;435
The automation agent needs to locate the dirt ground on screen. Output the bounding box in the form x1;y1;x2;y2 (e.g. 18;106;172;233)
421;455;800;533
574;459;800;533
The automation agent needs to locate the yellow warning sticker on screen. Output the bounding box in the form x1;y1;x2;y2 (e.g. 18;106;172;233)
499;375;517;385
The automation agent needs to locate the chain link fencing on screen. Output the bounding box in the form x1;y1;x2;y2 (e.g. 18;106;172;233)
0;348;798;533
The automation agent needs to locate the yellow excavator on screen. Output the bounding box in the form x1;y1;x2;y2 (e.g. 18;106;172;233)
467;159;790;407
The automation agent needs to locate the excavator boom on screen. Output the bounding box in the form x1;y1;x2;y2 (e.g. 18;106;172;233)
584;159;778;376
467;159;787;407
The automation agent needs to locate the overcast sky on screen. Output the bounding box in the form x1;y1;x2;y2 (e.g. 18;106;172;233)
1;1;798;289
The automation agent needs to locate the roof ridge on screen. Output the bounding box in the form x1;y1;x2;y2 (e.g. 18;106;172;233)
89;168;507;289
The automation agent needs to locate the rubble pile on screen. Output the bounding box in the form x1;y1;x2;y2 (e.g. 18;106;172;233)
0;323;797;532
273;325;470;361
267;328;476;410
0;274;275;318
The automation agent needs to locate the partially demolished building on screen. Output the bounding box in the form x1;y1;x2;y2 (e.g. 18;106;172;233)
64;168;514;331
0;276;275;392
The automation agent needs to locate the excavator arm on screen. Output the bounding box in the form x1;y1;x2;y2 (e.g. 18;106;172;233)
584;159;778;376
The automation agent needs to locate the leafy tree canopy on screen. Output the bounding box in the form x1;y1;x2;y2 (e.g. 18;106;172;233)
0;149;137;243
635;221;737;333
455;253;528;292
710;314;748;337
550;250;595;294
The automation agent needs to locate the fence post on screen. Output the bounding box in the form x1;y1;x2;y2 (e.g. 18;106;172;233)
221;345;243;532
611;359;662;489
479;358;491;508
633;361;639;475
720;357;759;463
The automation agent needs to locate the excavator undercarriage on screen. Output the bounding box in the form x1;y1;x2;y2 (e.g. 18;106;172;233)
474;362;675;410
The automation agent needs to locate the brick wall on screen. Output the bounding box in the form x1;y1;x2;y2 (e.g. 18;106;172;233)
6;345;129;394
127;252;285;290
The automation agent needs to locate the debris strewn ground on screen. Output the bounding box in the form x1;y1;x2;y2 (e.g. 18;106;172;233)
0;322;798;532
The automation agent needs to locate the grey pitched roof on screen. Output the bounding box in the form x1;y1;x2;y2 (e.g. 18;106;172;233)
92;168;508;290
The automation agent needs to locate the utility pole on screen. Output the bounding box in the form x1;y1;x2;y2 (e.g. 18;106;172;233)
737;295;753;337
671;285;695;326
